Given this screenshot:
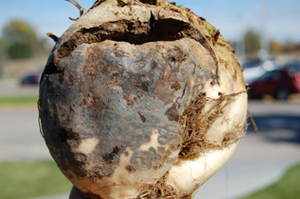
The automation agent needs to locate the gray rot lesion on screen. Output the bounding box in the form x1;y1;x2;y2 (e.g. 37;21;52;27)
102;145;121;163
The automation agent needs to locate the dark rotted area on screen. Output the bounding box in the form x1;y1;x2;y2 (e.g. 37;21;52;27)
165;104;179;122
140;0;157;5
58;128;81;143
126;165;136;173
102;146;121;163
131;148;158;170
40;40;203;178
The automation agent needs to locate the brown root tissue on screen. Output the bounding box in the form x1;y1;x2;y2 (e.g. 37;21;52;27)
137;176;178;199
135;91;247;198
178;91;247;160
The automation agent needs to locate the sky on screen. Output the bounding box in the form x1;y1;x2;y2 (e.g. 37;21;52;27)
1;0;300;44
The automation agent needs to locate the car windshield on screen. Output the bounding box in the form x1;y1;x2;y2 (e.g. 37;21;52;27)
284;62;300;75
291;63;300;71
242;61;261;69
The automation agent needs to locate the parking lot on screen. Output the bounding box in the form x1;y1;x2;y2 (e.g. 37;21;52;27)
1;82;300;198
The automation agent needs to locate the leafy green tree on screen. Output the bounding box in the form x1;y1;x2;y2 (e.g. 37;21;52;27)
269;40;283;54
2;20;39;59
244;29;261;54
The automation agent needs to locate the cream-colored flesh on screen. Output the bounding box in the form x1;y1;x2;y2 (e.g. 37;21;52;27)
164;142;239;197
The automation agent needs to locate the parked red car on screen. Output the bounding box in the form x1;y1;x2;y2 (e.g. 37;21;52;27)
248;61;300;100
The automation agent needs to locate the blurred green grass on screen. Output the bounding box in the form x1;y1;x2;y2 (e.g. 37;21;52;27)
0;95;38;107
240;163;300;199
1;161;299;199
0;161;72;199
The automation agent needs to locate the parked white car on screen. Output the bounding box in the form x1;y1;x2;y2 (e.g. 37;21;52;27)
242;60;277;85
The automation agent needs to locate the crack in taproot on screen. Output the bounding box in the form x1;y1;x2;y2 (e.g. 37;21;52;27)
43;15;219;82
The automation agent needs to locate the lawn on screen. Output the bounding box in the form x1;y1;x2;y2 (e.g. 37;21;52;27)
0;95;38;107
0;161;72;199
0;160;299;199
240;163;300;199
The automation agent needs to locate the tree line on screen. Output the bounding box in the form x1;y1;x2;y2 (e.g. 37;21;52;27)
0;19;299;61
0;20;48;60
234;29;300;60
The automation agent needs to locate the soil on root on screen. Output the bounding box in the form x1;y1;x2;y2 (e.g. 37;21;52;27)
137;175;178;199
178;91;247;160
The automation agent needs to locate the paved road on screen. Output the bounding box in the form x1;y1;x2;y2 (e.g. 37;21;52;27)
0;107;51;160
1;101;300;199
0;78;39;96
197;101;300;199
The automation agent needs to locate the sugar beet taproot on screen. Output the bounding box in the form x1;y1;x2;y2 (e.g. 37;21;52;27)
39;0;248;198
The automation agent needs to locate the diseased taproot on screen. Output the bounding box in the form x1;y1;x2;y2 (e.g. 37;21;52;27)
39;0;248;198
